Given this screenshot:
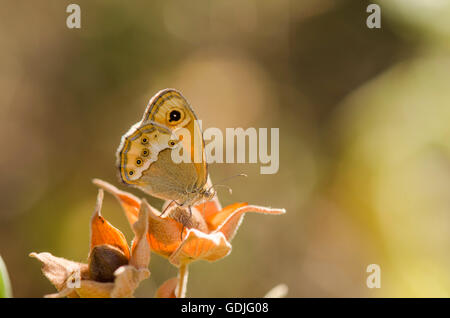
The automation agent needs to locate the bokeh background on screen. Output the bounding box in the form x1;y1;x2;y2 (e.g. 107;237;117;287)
0;0;449;297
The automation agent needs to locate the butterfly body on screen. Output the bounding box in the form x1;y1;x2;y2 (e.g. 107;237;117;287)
116;89;212;207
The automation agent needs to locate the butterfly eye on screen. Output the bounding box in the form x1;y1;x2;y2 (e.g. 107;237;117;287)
166;108;185;125
128;170;134;176
141;148;150;157
141;136;149;145
136;158;143;167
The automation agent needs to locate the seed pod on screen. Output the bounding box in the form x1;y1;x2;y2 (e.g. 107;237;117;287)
88;244;129;282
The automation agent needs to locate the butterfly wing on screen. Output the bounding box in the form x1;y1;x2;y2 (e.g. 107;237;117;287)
141;89;208;190
116;120;179;186
139;148;200;203
116;89;208;203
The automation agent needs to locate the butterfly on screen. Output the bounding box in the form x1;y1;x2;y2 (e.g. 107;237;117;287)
116;88;215;208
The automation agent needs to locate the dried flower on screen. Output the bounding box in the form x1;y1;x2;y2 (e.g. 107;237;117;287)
94;178;285;266
30;189;150;298
93;178;285;297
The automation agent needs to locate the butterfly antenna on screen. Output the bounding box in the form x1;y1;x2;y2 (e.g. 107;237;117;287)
218;173;247;184
213;184;233;195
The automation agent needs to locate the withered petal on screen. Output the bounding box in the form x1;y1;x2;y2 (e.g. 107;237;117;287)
155;277;178;298
213;204;286;241
168;229;231;267
75;280;115;298
143;200;185;257
29;252;87;292
44;287;79;298
129;201;150;269
110;265;150;298
90;189;131;259
205;202;247;232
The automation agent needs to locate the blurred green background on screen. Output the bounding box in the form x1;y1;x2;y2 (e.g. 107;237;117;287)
0;0;449;297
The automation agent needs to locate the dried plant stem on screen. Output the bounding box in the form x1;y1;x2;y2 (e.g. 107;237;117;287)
176;264;189;298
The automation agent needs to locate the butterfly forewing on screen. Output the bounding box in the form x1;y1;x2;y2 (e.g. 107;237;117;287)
116;89;209;204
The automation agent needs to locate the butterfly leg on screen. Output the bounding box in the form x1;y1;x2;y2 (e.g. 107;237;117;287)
160;200;179;216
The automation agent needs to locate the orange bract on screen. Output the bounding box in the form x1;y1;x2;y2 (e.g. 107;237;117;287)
90;190;131;259
155;277;178;298
30;189;150;298
94;179;286;267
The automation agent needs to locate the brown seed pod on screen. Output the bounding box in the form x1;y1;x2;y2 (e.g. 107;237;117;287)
88;244;129;282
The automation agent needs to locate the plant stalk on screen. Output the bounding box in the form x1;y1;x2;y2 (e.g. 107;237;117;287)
176;263;189;298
